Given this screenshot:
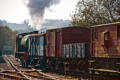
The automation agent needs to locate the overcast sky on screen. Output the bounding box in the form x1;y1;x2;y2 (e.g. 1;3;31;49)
0;0;79;23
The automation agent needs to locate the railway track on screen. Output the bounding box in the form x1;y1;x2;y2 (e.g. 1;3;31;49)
1;55;58;80
1;55;120;80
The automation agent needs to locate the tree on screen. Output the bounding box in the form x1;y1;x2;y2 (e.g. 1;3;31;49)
71;0;120;27
0;26;16;55
0;20;3;25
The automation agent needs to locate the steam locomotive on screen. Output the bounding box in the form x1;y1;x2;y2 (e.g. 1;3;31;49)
15;22;120;76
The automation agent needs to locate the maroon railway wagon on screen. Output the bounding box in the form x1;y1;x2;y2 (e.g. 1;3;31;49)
16;27;91;74
90;22;120;71
45;27;90;74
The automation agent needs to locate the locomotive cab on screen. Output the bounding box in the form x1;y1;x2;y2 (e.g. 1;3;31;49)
21;33;46;68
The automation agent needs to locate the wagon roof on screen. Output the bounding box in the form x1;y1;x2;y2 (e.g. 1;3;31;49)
28;33;45;37
47;26;89;31
91;22;120;28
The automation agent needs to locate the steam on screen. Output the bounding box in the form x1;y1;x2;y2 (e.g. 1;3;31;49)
27;0;61;29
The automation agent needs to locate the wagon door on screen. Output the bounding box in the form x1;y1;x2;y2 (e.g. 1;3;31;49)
47;31;56;57
101;31;110;49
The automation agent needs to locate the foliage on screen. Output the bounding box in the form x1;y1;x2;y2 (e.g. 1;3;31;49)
71;0;120;27
0;26;16;54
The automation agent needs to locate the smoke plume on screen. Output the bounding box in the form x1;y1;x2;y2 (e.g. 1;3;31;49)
27;0;60;29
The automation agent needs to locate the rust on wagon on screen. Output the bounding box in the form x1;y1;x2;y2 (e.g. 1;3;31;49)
46;27;90;58
91;22;120;58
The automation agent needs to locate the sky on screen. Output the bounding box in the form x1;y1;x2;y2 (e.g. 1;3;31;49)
0;0;79;23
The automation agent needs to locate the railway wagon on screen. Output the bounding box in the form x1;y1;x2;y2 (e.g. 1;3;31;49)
20;27;91;74
45;27;90;74
90;22;120;71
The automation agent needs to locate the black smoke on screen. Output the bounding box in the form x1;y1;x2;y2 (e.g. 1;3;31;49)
27;0;61;28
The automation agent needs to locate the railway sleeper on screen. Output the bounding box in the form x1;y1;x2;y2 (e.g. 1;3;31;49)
0;73;28;80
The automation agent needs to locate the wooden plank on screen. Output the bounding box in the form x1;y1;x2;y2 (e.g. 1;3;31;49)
89;68;120;73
